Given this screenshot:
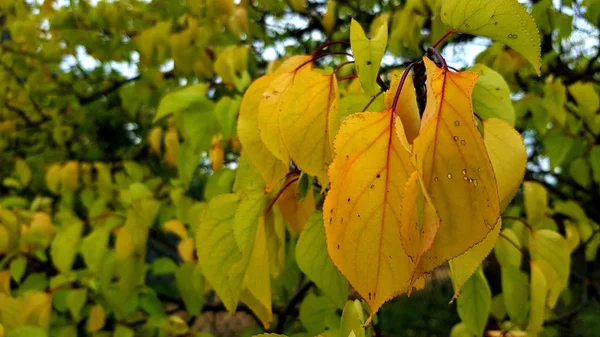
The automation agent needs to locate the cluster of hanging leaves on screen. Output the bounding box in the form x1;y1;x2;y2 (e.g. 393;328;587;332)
1;0;600;336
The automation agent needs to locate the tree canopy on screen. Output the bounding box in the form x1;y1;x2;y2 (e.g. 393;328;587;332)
0;0;599;337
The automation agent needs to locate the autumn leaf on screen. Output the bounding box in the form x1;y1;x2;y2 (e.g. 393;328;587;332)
483;118;527;210
411;57;500;278
238;76;288;190
384;72;421;144
280;69;340;185
441;0;542;75
276;176;316;235
258;55;313;163
323;108;419;315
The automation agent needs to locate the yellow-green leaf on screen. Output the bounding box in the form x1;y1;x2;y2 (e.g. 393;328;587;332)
502;265;530;324
527;261;547;336
483;118;527;210
448;221;501;296
469;65;515;126
297;212;348;308
456;268;491;337
196;194;243;312
350;18;388;96
441;0;542;75
238;75;288;190
50;220;83;275
523;181;548;226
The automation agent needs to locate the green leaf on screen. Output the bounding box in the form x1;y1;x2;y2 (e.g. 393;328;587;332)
494;228;522;267
569;82;599;118
341;300;365;337
441;0;541;75
468;64;515;125
450;323;476;337
569;158;591;188
80;226;110;274
10;256;27;283
457;268;491;337
529;229;571;307
233;154;266;193
490;294;506;321
50;220;83;275
350;18;388;96
6;326;47;337
501;265;529;324
15;159;32;187
543;135;574;169
543;80;567;126
151;257;178;275
66;288;87;322
590;146;600;183
139;288;164;316
175;262;204;316
114;325;135;337
527;262;547;335
339;93;385;120
204;168;236;200
196;194;243;312
296;173;311;204
215;96;241;139
296;212;348;308
154;84;208;123
299;294;338;336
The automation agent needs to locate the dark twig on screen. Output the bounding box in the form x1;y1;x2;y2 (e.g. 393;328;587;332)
275;281;315;333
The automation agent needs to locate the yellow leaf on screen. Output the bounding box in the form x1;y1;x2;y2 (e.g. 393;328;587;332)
164;126;180;167
276;177;315;236
210;135;225;171
61;161;79;192
178;238;195;262
321;0;336;34
350;18;388;96
45;163;62;194
0;270;10;295
87;304;106;333
115;227;134;260
19;292;52;329
163;219;188;239
323;108;417;314
148;127;163;155
238;75;288;190
290;0;306;11
30;212;55;241
440;0;541;75
523;181;547;225
0;226;9;255
483;118;527;210
385;71;421;144
411;57;500;278
400;171;440;271
0;323;4;337
280;69;340;185
258;55;313;163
